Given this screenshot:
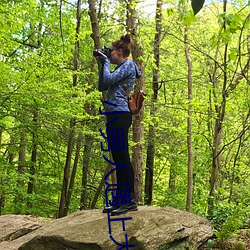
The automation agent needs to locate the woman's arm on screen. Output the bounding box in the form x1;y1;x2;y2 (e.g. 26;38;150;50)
101;59;133;88
98;65;108;91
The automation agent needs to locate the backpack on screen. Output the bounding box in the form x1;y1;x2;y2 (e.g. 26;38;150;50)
123;80;146;114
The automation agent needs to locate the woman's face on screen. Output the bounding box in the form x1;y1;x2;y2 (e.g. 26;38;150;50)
109;46;124;65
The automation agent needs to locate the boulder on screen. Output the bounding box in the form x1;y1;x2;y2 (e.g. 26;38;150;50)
0;206;214;250
0;214;49;243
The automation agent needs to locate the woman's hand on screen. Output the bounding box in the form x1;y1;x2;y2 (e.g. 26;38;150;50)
96;51;108;64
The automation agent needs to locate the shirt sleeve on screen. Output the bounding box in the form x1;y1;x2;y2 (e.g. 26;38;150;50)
98;65;108;91
101;59;133;89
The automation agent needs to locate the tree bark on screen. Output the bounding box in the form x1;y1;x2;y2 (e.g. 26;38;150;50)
27;3;43;207
15;134;27;214
88;0;101;49
208;0;227;216
0;129;2;148
144;0;162;205
0;194;4;215
58;0;81;218
0;127;4;213
64;133;82;215
58;119;75;218
184;25;193;212
80;134;93;210
27;110;38;207
91;164;110;209
87;0;117;199
126;0;145;203
18;135;26;187
168;95;177;190
7;137;15;164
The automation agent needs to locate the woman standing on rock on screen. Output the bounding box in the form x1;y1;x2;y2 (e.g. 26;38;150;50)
96;34;141;216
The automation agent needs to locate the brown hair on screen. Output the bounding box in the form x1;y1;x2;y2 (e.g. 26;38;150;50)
112;34;131;57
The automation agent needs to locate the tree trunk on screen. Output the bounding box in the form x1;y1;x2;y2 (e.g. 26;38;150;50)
184;25;193;212
15;134;27;214
87;0;101;49
27;110;38;208
0;129;2;148
18;135;26;187
64;133;82;215
80;134;93;210
58;0;81;218
168;95;177;190
27;6;43;207
0;194;4;215
58;119;75;218
144;0;162;205
91;164;110;209
87;0;117;196
168;166;176;190
0;128;4;213
208;0;228;216
7;137;15;164
0;129;4;214
126;0;145;203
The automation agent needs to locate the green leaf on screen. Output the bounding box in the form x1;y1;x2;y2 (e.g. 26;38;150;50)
191;0;205;15
181;10;196;26
228;48;238;61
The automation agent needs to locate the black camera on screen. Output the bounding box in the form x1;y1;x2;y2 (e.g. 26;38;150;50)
93;46;111;58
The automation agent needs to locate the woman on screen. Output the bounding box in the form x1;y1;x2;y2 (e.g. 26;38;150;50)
97;34;142;216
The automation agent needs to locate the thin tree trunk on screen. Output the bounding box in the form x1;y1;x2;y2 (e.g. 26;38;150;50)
0;128;4;213
18;135;26;187
144;0;162;205
88;0;101;50
208;0;227;216
58;119;75;218
64;133;82;215
126;0;145;203
87;0;117;198
58;0;81;218
27;110;38;208
168;95;177;190
0;193;4;215
0;129;5;214
0;129;2;148
15;135;27;214
27;4;43;206
80;134;93;210
7;137;15;164
0;129;6;214
28;131;36;193
184;25;193;212
91;164;110;209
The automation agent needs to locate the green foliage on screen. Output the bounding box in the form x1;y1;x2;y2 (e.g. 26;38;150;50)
0;2;249;239
210;200;236;226
214;204;250;240
207;239;215;249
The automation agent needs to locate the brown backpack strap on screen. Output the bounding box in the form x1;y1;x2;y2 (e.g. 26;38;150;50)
123;80;129;99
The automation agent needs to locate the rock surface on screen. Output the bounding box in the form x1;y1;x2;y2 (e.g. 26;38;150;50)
0;214;48;243
0;206;214;250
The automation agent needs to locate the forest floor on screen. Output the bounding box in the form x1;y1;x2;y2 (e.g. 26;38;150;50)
199;229;250;249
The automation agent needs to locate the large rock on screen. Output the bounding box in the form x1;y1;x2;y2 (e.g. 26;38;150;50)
0;215;49;243
0;206;214;250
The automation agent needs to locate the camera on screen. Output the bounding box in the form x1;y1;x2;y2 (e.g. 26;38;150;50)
93;46;111;58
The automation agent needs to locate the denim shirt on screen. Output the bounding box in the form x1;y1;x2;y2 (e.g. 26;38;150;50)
98;58;142;112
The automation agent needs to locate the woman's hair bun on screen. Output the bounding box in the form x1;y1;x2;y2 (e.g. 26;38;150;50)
112;34;131;57
120;34;131;45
